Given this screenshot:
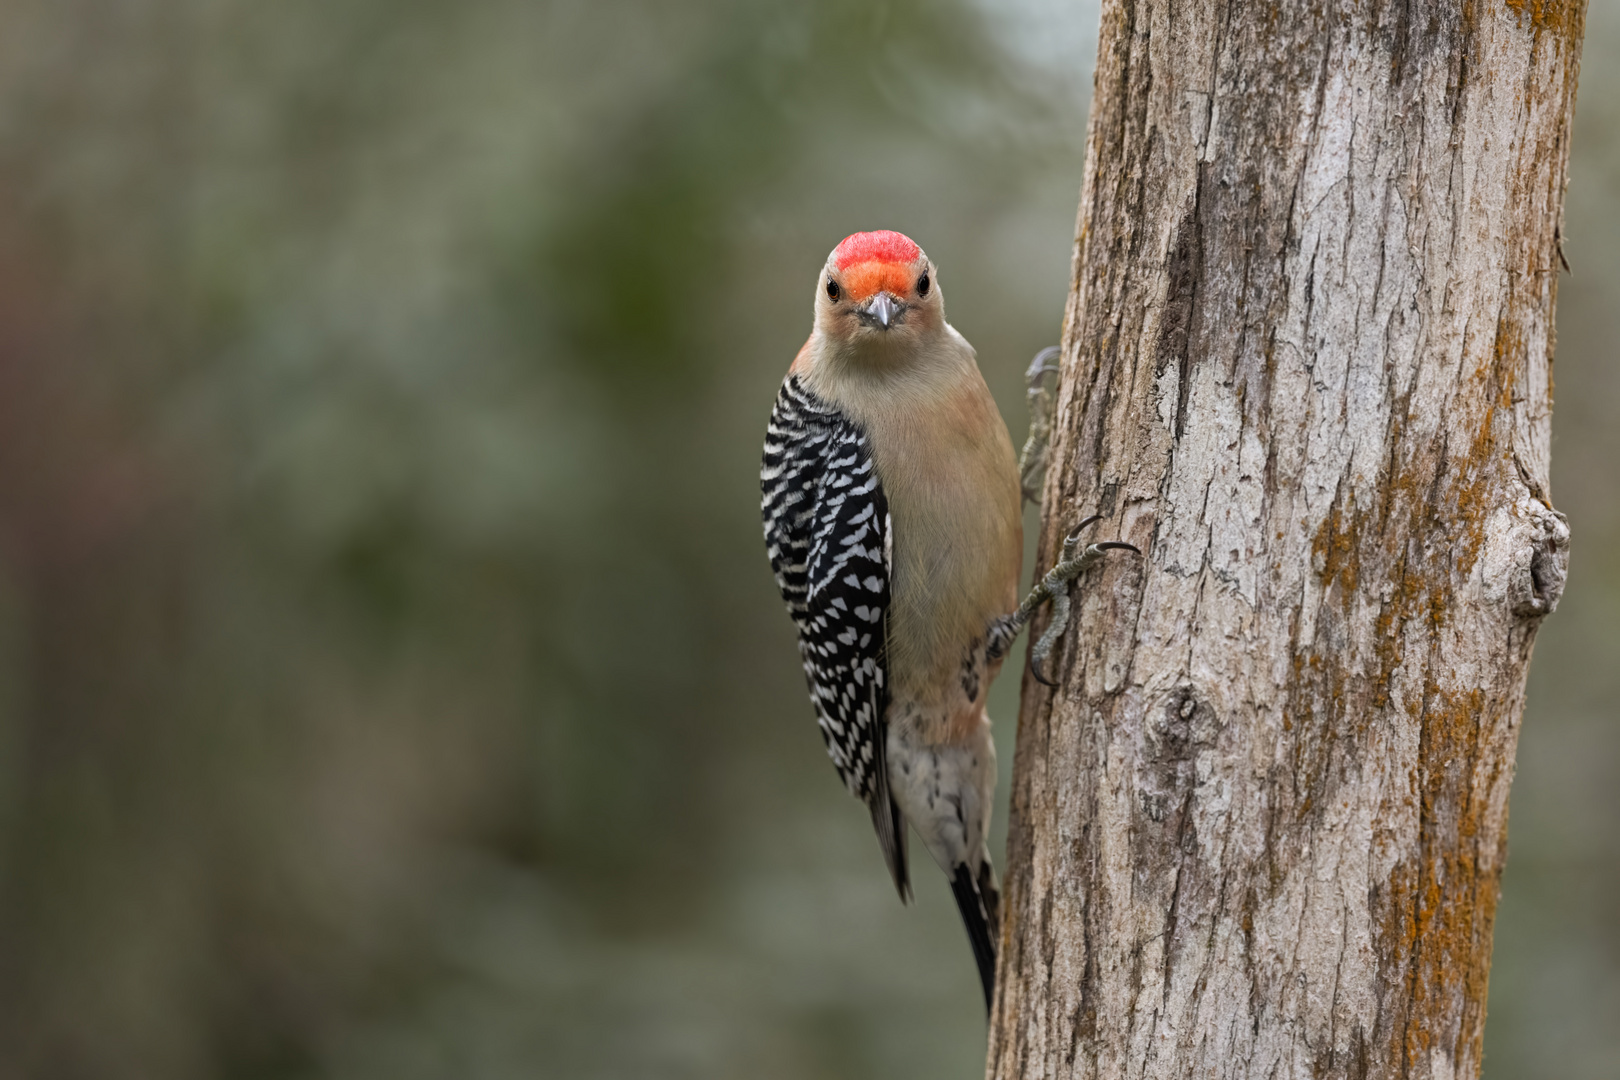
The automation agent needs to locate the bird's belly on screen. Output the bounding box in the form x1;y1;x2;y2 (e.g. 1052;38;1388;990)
885;476;1018;715
885;700;995;873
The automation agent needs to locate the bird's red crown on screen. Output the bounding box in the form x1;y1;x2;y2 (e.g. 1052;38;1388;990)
832;230;923;302
833;230;922;270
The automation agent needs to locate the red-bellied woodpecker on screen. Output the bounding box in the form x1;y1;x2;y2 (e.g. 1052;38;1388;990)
760;230;1137;1010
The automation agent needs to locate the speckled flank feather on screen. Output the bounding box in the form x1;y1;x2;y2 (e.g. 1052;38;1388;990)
761;375;909;898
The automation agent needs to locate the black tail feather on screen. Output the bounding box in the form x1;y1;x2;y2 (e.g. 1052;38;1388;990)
867;786;910;902
950;864;998;1013
867;700;910;903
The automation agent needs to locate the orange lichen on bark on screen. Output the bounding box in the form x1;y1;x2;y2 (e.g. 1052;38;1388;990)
1393;682;1500;1072
1502;0;1586;39
1493;314;1522;409
1451;407;1500;578
1311;497;1362;604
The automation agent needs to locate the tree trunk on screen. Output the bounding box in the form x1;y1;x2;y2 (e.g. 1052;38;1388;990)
989;2;1583;1078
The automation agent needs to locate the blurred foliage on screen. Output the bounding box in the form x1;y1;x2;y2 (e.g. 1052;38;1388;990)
0;1;1083;1077
0;1;1610;1078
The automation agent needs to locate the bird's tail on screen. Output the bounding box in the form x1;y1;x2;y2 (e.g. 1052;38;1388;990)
868;707;911;903
950;860;1001;1013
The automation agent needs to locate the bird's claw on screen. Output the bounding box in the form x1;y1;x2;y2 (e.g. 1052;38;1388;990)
1064;514;1104;548
1025;516;1140;688
1028;587;1070;686
1019;347;1064;505
1025;345;1061;387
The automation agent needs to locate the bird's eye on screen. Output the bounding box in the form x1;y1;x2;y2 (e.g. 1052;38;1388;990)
917;272;930;297
826;278;840;301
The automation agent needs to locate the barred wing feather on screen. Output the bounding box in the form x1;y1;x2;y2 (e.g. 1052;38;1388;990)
760;376;908;899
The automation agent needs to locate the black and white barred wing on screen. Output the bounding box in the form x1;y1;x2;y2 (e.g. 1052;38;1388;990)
761;376;908;898
760;376;891;795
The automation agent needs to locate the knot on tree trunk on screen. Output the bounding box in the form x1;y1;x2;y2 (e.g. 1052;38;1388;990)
1482;496;1570;618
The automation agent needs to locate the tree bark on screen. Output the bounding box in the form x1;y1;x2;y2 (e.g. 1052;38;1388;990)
989;2;1583;1078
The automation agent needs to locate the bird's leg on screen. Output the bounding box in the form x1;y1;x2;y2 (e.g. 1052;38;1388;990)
1017;346;1061;505
986;514;1139;686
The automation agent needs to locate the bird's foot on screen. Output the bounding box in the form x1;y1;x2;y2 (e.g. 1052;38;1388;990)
1017;346;1062;505
990;514;1138;686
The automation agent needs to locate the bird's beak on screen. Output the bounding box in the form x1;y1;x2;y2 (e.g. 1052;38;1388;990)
862;292;901;329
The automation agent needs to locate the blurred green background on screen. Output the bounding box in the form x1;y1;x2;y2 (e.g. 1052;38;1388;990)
0;2;1611;1078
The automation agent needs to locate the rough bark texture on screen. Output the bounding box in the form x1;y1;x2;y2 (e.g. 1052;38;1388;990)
989;2;1583;1078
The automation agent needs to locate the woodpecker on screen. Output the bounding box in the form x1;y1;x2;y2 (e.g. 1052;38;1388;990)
760;230;1135;1010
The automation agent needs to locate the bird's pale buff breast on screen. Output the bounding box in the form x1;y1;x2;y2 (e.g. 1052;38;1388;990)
801;332;1020;739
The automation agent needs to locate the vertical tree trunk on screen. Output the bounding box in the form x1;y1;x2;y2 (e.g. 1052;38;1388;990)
989;2;1583;1078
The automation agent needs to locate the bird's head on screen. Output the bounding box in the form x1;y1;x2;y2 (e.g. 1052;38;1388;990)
815;230;943;354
